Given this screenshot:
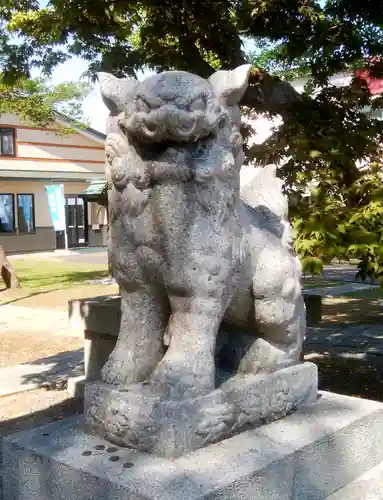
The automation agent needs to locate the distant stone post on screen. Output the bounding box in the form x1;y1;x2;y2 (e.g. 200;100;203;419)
0;245;20;289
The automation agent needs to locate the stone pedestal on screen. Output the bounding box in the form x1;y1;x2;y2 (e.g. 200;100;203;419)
84;362;318;458
68;295;120;384
3;392;383;500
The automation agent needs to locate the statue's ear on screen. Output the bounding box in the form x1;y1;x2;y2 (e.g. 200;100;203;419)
208;64;252;106
97;72;138;115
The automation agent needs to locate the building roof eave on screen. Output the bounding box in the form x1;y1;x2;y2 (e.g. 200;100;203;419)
54;112;106;145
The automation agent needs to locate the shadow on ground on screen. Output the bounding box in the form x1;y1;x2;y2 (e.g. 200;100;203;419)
304;325;383;402
17;350;84;390
0;396;83;440
321;295;383;325
306;352;383;402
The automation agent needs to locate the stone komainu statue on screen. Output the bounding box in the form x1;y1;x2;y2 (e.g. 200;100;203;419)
98;65;305;401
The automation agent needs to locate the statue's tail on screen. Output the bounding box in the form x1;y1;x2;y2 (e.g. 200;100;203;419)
240;164;296;254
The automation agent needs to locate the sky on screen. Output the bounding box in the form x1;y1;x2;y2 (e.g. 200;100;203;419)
31;54;154;134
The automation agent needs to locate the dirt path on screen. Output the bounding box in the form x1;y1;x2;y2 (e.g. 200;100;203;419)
0;283;118;309
0;330;83;368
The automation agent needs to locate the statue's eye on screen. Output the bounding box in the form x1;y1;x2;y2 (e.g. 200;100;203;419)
188;97;205;112
135;97;150;112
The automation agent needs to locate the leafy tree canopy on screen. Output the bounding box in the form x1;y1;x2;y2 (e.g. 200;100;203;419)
0;1;89;126
0;76;89;127
4;0;383;282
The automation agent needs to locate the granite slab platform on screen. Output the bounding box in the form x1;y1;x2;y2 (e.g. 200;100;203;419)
3;392;383;500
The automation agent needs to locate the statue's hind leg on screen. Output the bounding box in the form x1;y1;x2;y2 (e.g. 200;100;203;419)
238;296;305;374
238;250;305;375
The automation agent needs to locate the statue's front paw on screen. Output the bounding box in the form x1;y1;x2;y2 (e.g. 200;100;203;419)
150;350;215;399
238;338;294;375
196;404;236;445
101;387;162;452
102;353;143;386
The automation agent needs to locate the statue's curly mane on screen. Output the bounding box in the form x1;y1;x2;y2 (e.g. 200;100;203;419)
105;102;244;222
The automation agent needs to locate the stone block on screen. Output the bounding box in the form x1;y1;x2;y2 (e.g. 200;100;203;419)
304;293;322;325
84;362;318;458
3;392;383;500
68;296;121;382
325;461;383;499
66;375;87;399
68;295;121;337
83;331;116;381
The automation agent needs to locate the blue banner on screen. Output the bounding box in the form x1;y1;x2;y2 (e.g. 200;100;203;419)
45;184;66;231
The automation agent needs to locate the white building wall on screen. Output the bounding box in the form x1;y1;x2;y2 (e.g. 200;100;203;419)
0;114;105;181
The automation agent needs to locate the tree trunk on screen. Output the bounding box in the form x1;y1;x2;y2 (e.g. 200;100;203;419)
0;245;20;289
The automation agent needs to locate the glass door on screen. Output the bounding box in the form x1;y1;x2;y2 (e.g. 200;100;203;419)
65;196;88;248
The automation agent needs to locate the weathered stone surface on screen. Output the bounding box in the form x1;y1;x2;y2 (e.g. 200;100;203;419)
68;295;121;337
325;461;383;499
98;65;306;397
4;392;383;500
84;362;318;458
84;65;311;454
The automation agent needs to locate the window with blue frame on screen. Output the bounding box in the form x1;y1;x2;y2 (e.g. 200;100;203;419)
17;194;35;234
0;194;15;233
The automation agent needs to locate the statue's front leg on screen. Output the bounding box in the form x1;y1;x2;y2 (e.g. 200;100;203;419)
150;294;227;399
102;284;167;386
149;178;237;399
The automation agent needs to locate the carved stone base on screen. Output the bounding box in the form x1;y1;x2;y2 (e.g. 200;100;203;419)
84;362;318;458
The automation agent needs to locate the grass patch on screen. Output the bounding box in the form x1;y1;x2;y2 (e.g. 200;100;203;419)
8;259;109;290
0;258;116;309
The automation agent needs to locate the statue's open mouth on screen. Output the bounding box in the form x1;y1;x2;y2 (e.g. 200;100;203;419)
122;105;223;144
140;115;198;141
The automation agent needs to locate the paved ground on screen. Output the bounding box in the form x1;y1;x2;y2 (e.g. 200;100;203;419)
0;305;84;396
0;305;75;337
322;264;378;284
304;324;383;363
304;282;379;297
0;350;84;396
10;247;108;266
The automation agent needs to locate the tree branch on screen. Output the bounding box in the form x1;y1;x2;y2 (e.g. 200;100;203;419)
222;36;303;116
242;68;303;116
178;35;216;78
